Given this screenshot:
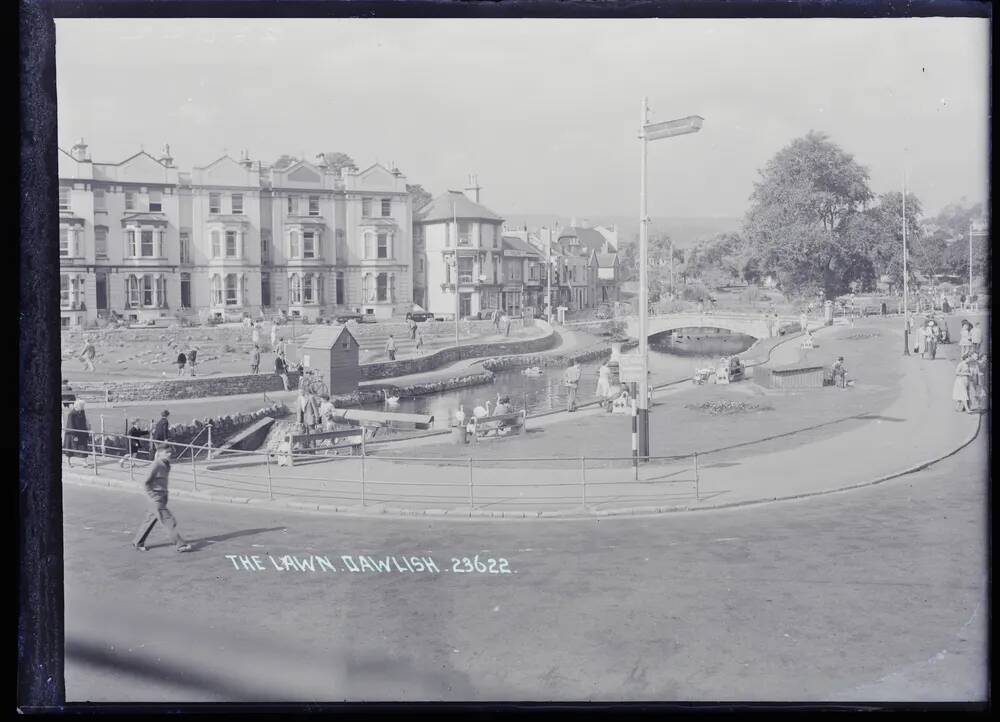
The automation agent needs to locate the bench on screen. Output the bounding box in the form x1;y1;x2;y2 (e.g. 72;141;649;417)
470;410;527;441
283;428;365;466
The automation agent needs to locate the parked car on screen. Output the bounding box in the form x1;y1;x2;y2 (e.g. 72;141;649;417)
334;312;377;324
405;311;435;322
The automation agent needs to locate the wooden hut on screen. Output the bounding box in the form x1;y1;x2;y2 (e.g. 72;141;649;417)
300;325;361;394
753;362;826;390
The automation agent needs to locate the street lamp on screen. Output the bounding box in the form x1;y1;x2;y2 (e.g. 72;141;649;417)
902;169;909;356
637;99;703;459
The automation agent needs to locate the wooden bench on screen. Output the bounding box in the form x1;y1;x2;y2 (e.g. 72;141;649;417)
470;410;527;441
284;428;365;465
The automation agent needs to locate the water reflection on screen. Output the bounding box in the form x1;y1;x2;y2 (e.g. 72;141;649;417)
362;330;757;431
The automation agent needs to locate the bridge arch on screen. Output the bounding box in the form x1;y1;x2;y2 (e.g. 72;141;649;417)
624;313;794;341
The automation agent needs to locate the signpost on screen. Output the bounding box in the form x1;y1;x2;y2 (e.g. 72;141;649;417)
617;353;646;383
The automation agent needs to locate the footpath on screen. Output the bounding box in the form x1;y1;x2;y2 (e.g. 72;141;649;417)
64;320;983;518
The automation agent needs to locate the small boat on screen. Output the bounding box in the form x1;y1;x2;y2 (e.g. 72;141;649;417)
522;366;544;376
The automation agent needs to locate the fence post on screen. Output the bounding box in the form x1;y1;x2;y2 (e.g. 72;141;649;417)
207;424;213;461
580;456;586;509
128;434;134;482
191;443;198;492
694;451;700;501
91;430;98;476
264;448;273;501
360;454;366;507
468;457;474;511
100;416;106;457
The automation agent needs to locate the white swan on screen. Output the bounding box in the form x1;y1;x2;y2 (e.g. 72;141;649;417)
382;388;400;406
472;400;492;418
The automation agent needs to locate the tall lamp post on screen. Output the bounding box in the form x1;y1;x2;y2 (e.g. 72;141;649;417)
452;198;460;346
637;98;703;459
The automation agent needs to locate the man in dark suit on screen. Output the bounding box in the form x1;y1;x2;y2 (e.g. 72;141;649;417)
132;447;192;553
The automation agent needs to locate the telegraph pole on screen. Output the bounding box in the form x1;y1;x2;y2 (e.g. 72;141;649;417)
637;97;651;459
902;170;909;355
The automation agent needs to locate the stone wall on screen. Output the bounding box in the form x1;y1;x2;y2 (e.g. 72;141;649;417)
96;402;289;458
358;324;556;380
326;371;495;408
345;318;526;340
79;372;304;403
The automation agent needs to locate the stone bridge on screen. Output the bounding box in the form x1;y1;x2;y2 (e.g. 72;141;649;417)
623;312;799;341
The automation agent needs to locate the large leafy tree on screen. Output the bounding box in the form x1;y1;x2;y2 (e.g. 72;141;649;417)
743;131;874;297
320;151;357;174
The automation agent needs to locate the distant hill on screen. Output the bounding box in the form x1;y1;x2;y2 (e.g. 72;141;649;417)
502;215;742;249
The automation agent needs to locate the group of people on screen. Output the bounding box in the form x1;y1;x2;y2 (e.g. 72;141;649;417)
490;309;513;337
174;346;199;376
953;319;988;413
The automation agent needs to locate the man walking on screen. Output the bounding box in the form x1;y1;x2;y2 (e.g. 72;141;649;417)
79;337;96;372
386;335;397;361
275;353;289;391
563;358;581;412
408;317;418;340
187;346;198;376
63;399;91;468
151;409;170;451
270;321;279;352
132;447;192;553
250;344;260;374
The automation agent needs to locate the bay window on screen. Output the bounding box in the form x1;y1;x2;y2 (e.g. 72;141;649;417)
289;273;302;304
364;231;375;259
126;275;141;307
303;231;316;259
377;232;390;259
59;228;71;257
60;275;70;307
458;256;474;283
180;273;191;308
289;231;300;258
302;274;314;304
376;273;388;302
140;230;154;257
458;222;471;246
125;230;138;258
211;230;221;258
210;275;222;305
141;274;155;306
225;230;238;257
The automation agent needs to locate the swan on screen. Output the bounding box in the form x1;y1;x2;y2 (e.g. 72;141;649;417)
382;388;400;406
472;400;492;418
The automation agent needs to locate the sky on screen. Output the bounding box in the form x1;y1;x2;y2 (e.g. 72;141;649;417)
55;18;989;220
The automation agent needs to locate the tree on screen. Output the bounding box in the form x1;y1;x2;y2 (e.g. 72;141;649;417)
743;131;874;297
406;184;433;213
272;154;298;170
320;151;357;175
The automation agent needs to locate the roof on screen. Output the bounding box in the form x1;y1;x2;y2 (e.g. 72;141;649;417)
300;325;357;349
416;191;503;223
121;212;169;224
595;252;618;268
502;236;543;257
557;226;616;254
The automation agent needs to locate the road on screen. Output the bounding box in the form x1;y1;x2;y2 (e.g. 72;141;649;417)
64;434;988;702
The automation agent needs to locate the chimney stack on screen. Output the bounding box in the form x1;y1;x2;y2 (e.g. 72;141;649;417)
240;150;253;169
70;137;89;162
463;173;481;204
316;153;328;169
158;143;174;167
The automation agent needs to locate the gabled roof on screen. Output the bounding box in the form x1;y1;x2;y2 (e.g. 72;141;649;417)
121;212;169;224
502;236;543;257
557;226;616;254
301;324;357;350
193;154;240;171
416;190;503;223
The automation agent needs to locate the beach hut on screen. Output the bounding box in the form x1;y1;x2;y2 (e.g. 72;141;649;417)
300;325;361;394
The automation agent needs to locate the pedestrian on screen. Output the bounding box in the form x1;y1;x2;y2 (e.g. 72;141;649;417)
132;447;192;553
252;321;261;347
408;317;417;340
918;320;929;358
318;394;337;431
250;344;260;374
596;362;612;410
386;335;396;361
187;346;198;376
120;418;150;469
63;399;90;468
926;322;938;360
276;336;287;358
493;309;501;329
79;337;96;372
504;315;512;337
831;356;848;388
151;409;170;451
415;329;424;353
959;321;973;357
270;321;278;351
966;353;981;411
960;293;967;310
800;311;808;334
970;293;979;311
971;322;983;355
563;358;581;412
953;354;972;412
274;353;289;391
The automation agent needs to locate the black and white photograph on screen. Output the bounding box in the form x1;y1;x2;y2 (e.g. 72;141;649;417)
20;5;990;708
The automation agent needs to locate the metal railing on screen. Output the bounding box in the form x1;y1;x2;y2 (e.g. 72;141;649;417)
60;427;702;513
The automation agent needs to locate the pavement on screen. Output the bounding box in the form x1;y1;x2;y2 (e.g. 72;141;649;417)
62;432;989;702
63;318;984;517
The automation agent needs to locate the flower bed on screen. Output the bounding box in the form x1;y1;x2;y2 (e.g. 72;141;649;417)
683;400;775;415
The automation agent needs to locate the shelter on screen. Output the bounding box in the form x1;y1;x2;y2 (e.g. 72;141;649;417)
300;325;361;394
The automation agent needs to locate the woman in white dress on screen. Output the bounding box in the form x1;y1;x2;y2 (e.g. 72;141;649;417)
952;355;972;412
595;363;612;408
